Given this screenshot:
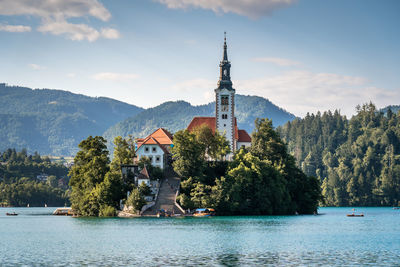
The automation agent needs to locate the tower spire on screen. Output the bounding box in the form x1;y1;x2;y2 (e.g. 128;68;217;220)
223;31;228;61
218;32;233;90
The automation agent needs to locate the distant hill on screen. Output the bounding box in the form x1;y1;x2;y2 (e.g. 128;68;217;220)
381;105;400;115
0;83;297;156
103;94;296;144
0;83;143;155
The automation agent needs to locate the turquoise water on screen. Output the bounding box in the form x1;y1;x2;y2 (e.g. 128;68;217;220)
0;207;399;266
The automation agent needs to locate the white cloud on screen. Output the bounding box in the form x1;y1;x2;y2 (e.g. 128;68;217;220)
28;63;45;70
38;20;100;41
253;57;300;66
155;0;297;19
67;73;76;78
0;24;31;32
0;0;111;21
0;0;119;41
92;72;140;82
235;70;400;117
38;20;120;41
100;27;121;39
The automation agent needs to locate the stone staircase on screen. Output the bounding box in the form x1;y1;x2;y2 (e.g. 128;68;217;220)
142;170;183;215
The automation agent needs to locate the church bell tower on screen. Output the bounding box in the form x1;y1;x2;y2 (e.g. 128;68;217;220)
215;32;236;152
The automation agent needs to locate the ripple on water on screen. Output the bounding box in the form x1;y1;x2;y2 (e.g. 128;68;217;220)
0;207;399;266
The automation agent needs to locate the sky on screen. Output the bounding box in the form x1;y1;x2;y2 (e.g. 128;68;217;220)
0;0;399;117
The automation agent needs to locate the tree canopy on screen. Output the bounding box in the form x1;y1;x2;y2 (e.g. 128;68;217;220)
278;103;400;206
174;119;322;215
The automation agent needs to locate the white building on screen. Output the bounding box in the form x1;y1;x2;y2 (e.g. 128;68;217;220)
135;128;173;169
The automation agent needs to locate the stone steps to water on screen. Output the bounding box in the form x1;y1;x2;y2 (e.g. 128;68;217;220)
142;170;182;216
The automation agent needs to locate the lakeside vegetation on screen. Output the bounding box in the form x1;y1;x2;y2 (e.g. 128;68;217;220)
0;148;69;207
3;103;399;213
173;119;322;215
278;103;400;207
68;136;151;216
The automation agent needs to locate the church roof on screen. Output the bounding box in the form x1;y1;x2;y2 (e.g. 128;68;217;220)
187;116;248;142
187;117;216;133
237;129;252;143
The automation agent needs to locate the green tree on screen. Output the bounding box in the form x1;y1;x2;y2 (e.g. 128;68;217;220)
47;175;58;187
171;130;206;178
110;136;135;171
193;124;231;160
69;136;110;216
138;182;151;196
126;188;146;213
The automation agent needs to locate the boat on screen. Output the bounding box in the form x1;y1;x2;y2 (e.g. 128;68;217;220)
393;207;399;210
6;212;18;216
346;213;364;217
193;208;215;217
52;207;74;216
157;209;166;217
346;208;364;217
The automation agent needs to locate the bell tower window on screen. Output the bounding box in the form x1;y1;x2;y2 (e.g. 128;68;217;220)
221;96;229;105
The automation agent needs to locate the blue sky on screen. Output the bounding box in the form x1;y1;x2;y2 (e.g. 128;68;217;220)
0;0;399;117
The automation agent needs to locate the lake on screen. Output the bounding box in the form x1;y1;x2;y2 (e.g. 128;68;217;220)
0;207;399;266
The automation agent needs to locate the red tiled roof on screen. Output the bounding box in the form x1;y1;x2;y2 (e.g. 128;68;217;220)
148;128;173;145
136;128;173;148
137;136;169;154
237;129;252;142
187;117;216;133
188;116;246;142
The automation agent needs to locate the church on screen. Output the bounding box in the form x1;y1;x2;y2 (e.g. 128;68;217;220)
134;34;251;169
187;34;252;154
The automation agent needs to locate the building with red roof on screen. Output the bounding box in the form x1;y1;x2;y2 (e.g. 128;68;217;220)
135;128;173;169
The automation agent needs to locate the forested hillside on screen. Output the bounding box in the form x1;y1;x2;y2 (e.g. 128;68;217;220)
278;103;400;207
103;94;296;144
0;148;69;207
0;83;143;155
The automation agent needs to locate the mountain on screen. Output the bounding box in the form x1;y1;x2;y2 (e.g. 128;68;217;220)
0;83;143;155
381;105;400;115
103;94;296;144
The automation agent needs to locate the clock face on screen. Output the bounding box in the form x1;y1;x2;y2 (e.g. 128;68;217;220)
222;105;228;112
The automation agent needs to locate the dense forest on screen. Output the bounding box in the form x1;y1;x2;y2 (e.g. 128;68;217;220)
278;103;400;207
0;148;69;207
103;95;296;151
173;121;322;215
